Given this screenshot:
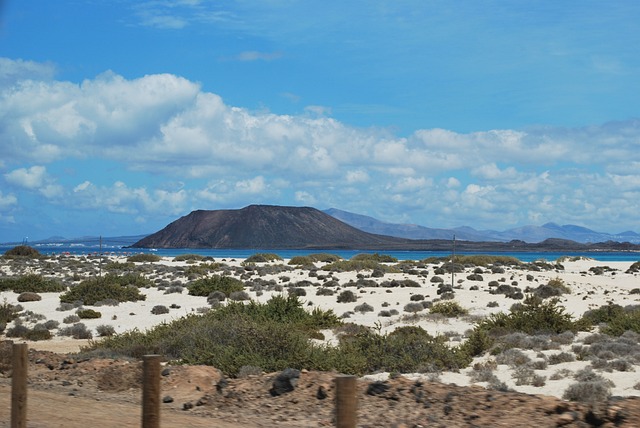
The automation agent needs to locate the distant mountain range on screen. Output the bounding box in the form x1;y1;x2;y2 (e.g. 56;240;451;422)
129;205;640;252
4;206;638;249
324;209;640;244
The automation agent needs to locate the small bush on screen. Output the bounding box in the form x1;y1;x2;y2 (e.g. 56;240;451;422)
244;253;283;263
354;303;374;314
548;352;575;365
3;245;41;258
403;302;424;313
60;275;147;305
336;290;357;303
173;254;205;262
288;287;307;297
17;292;42;302
563;380;612;403
430;301;468;317
151;305;170;315
59;323;93;339
229;291;251;301
63;314;81;324
0;274;66;293
188;276;245;297
96;324;116;337
77;309;102;319
127;253;161;263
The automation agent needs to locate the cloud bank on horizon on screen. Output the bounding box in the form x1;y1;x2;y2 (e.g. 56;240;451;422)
1;1;639;241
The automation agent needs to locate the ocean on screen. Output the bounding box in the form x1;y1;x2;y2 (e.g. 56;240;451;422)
1;243;639;263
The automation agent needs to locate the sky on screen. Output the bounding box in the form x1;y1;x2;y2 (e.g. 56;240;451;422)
1;0;639;242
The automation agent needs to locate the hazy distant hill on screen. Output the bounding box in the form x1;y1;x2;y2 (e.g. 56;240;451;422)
324;209;640;244
132;205;412;249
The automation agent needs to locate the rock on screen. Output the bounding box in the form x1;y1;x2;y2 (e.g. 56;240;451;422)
366;381;390;396
161;367;171;376
269;368;300;396
162;395;174;403
316;385;328;400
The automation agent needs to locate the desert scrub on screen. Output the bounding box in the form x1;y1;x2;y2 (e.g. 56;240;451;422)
430;301;468;317
77;308;102;319
96;324;116;337
187;275;245;297
288;253;342;266
351;253;398;263
243;253;283;263
60;275;147;305
563;368;613;403
322;259;400;273
84;295;341;375
2;245;41;258
0;274;66;293
151;305;170;315
104;261;135;271
17;292;42;302
63;314;81;324
59;323;92;339
463;296;580;357
127;253;161;263
594;305;640;336
354;303;374;313
173;254;205;262
336;290;357;303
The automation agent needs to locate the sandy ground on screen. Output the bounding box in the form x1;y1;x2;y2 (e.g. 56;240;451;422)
1;254;640;401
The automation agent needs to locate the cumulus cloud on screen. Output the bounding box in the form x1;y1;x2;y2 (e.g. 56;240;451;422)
2;58;640;232
0;191;18;209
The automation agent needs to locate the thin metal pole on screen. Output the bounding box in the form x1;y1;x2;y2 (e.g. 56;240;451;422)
11;343;28;428
142;355;161;428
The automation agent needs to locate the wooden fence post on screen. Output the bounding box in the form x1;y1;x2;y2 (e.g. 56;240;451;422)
11;343;28;428
335;375;357;428
142;355;161;428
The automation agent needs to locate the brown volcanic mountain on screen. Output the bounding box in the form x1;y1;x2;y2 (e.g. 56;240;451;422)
132;205;412;249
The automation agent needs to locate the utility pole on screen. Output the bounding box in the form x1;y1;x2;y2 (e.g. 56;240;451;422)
451;234;456;289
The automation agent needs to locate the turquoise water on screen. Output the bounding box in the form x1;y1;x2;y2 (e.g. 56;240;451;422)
2;244;639;263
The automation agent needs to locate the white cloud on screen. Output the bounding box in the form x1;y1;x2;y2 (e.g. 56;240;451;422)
232;51;282;62
2;60;640;232
0;58;56;86
295;191;317;205
5;166;48;189
0;191;18;209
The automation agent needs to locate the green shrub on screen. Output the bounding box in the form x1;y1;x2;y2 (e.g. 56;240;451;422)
151;305;170;315
351;253;398;263
0;274;66;293
3;245;41;258
188;275;245;297
104;261;135;271
244;253;283;263
127;253;161;263
77;309;102;319
59;323;92;339
430;301;468;317
464;296;580;356
323;259;400;273
336;290;357;303
96;324;116;337
17;292;42;302
173;254;205;262
60;275;147;305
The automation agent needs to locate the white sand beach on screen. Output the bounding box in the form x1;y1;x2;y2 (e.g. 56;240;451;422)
2;253;640;401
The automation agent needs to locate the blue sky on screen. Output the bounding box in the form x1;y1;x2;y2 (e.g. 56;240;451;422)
1;1;639;242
